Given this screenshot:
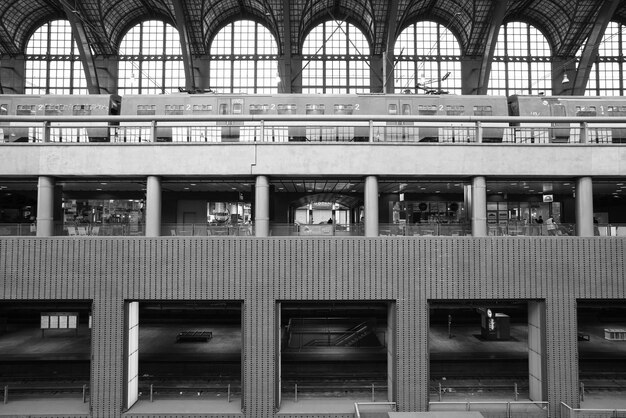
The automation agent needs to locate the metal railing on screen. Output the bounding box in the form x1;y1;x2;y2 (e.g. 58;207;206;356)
292;383;387;402
140;383;237;402
429;400;550;418
354;401;397;418
3;114;626;144
3;222;625;237
561;402;626;418
3;384;88;403
433;382;525;401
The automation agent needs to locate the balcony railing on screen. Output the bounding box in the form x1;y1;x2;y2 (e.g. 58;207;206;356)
3;114;626;144
3;222;625;237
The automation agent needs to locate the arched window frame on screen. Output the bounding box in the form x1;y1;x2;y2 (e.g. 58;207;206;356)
301;20;371;94
393;20;462;94
24;20;87;94
583;21;626;96
118;20;185;95
488;21;552;96
209;20;279;94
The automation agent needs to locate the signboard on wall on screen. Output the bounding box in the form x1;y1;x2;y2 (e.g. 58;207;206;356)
40;312;79;337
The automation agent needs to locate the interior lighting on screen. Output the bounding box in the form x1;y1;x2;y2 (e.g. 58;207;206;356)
562;73;570;84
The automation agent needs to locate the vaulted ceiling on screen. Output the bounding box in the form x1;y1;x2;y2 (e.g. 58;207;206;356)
0;0;624;58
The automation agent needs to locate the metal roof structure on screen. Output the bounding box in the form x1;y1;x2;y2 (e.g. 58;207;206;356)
0;0;623;95
0;0;622;56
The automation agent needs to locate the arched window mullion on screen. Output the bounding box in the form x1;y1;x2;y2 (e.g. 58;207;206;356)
302;20;370;94
25;20;87;94
393;21;461;94
489;22;552;96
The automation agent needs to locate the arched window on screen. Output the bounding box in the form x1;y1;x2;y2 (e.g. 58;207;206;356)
118;21;185;94
301;21;370;94
209;21;279;94
583;22;626;96
489;22;552;95
394;21;462;94
25;20;87;94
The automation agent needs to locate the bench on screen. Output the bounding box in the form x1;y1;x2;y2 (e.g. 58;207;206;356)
176;330;212;343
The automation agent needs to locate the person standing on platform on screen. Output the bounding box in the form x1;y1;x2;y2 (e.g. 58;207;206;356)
546;216;557;236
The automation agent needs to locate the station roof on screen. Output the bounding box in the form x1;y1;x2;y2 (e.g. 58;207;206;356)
0;0;624;57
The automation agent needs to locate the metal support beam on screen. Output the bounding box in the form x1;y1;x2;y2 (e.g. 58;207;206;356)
172;0;196;91
476;0;507;95
571;0;620;95
382;0;399;93
61;2;101;94
281;0;293;93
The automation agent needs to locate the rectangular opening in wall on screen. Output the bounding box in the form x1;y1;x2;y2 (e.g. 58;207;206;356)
277;300;393;415
577;299;626;408
429;300;549;415
124;300;242;414
0;300;92;414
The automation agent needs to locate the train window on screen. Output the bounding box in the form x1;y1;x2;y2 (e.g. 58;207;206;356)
137;105;156;115
575;106;597;117
0;104;7;115
277;104;297;114
305;104;325;115
232;103;243;114
192;104;213;114
402;104;411;115
446;105;464;116
16;105;36;115
73;105;92;116
473;106;493;116
388;104;397;115
165;105;184;115
250;104;270;115
45;104;65;115
607;106;626;117
334;104;354;115
418;105;437;115
219;103;228;115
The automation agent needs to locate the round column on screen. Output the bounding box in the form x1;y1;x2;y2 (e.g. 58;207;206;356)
364;176;379;237
575;176;594;237
36;176;55;237
471;176;487;237
145;176;162;237
255;175;270;237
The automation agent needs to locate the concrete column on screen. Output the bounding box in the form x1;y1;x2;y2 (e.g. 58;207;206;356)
255;175;270;237
145;176;162;237
364;176;379;237
575;177;594;237
528;301;547;402
471;176;488;237
36;176;55;237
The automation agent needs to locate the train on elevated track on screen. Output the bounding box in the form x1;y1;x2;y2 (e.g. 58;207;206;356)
1;93;626;143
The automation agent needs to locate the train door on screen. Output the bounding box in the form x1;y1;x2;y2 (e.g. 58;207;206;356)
400;100;417;142
417;101;438;141
549;102;569;143
607;105;626;143
305;101;326;141
218;98;244;142
333;103;355;141
384;99;401;142
0;101;8;142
